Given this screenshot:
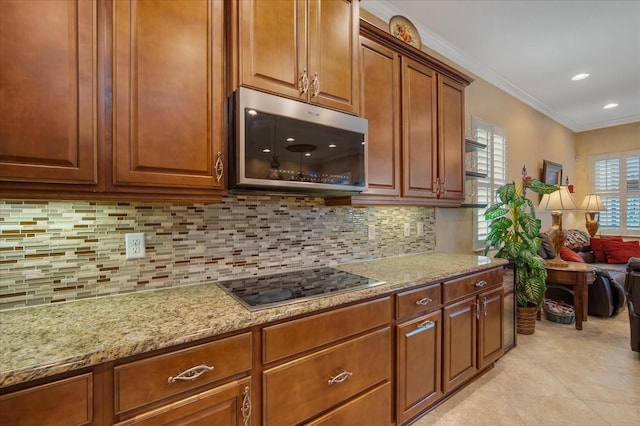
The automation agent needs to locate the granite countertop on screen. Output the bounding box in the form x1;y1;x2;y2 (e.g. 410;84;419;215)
0;252;507;389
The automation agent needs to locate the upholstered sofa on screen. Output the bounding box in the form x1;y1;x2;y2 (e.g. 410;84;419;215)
538;229;639;317
627;258;640;352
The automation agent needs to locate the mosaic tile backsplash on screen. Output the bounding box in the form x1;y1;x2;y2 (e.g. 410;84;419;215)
0;195;436;310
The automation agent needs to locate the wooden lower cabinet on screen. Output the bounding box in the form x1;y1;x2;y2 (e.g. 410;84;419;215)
262;327;391;426
306;382;391;426
443;286;504;394
442;296;477;393
0;373;93;426
396;310;442;425
0;269;506;426
114;378;251;426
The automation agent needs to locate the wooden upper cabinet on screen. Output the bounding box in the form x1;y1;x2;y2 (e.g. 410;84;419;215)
360;37;401;196
437;75;465;202
237;0;359;114
0;0;97;184
113;0;225;189
402;57;438;199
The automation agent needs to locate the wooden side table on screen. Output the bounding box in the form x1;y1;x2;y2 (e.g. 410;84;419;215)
545;263;596;330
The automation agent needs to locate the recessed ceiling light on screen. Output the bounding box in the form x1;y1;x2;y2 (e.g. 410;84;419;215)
304;152;311;157
603;103;618;109
262;148;271;153
571;73;590;81
328;144;337;148
247;109;257;116
286;137;295;142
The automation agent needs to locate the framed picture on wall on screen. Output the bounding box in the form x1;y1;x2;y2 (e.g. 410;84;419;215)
541;160;563;185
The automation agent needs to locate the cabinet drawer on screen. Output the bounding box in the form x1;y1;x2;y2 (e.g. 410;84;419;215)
396;283;441;318
262;297;390;364
306;381;391;426
0;373;92;426
114;378;251;426
443;268;503;303
263;328;391;426
114;333;251;414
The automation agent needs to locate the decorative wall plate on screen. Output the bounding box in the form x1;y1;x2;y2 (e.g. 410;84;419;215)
389;15;421;49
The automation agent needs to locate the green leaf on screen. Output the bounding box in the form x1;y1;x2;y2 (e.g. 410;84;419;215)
497;182;516;204
484;206;509;221
527;179;559;195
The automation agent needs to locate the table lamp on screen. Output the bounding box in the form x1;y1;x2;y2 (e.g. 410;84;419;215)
580;194;606;237
540;186;577;267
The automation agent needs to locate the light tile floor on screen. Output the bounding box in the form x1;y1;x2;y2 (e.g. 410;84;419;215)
412;312;640;425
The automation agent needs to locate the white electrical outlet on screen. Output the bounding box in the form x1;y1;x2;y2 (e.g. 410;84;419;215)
368;224;376;241
125;232;146;259
417;222;424;237
404;223;411;237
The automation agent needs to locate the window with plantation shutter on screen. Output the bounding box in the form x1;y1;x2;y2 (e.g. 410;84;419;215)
591;151;640;236
473;117;507;249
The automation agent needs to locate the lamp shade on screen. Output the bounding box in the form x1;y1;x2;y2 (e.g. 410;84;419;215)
580;194;606;211
540;186;577;211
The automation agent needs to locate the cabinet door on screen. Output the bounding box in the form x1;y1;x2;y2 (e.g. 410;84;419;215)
396;310;442;425
239;0;306;101
113;0;225;189
437;75;465;202
401;57;438;199
307;0;359;113
478;287;505;369
442;296;477;393
0;373;93;426
115;378;252;426
359;36;401;196
0;0;97;184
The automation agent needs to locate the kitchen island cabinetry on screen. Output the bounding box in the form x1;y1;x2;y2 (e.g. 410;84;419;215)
326;19;471;207
232;0;359;114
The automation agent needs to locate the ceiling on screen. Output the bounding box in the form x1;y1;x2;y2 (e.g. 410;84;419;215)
361;0;640;132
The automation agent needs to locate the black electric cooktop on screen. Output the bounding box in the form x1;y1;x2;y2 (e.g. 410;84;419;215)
217;267;385;311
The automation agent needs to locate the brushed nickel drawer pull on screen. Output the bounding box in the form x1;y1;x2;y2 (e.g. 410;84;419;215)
476;299;481;319
475;280;487;287
483;297;488;316
168;364;214;383
328;370;353;385
417;320;435;330
415;297;433;306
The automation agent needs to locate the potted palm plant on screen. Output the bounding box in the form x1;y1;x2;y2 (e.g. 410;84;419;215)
483;177;558;334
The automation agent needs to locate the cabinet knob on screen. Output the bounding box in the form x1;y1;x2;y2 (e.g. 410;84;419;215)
328;370;353;385
167;363;214;383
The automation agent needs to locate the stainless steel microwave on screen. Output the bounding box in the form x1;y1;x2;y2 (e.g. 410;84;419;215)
228;87;368;194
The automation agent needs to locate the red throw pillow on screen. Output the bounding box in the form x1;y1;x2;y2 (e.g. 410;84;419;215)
559;246;585;263
590;236;623;262
602;239;640;264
